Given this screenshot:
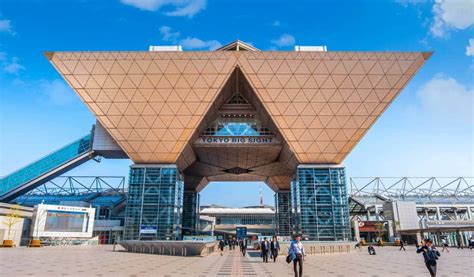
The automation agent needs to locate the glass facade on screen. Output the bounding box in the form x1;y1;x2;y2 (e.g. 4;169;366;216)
203;118;272;136
291;166;350;241
182;191;199;235
200;211;275;225
0;135;92;196
123;165;183;240
275;191;291;236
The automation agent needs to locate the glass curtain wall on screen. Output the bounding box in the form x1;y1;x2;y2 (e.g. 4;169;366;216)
182;191;199;235
275;191;291;236
291;166;350;241
123;165;183;240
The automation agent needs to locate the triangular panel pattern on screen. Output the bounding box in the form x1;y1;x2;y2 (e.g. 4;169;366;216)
49;51;238;163
237;51;428;163
48;51;429;164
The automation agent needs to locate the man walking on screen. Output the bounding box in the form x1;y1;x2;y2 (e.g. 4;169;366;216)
399;240;406;251
219;239;225;256
441;238;449;252
239;239;247;256
270;236;280;262
261;237;270;263
417;238;440;277
288;234;305;277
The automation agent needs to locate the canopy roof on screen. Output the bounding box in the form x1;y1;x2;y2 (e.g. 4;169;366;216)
46;42;430;190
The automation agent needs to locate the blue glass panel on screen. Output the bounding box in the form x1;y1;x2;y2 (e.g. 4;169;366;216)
291;167;351;241
0;135;92;196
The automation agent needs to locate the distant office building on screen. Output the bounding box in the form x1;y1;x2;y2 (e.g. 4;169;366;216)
200;205;275;236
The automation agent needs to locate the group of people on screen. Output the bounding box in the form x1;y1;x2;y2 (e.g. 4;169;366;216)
217;233;474;277
259;236;280;263
218;238;247;256
260;235;305;277
219;234;306;277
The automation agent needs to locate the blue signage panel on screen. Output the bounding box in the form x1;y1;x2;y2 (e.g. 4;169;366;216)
236;226;247;239
140;225;157;234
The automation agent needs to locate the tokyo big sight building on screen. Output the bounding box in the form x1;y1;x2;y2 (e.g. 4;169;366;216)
0;40;430;241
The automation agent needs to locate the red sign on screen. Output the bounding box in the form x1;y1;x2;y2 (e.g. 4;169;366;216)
358;221;387;232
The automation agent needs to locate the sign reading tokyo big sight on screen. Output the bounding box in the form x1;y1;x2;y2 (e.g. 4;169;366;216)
45;40;430;241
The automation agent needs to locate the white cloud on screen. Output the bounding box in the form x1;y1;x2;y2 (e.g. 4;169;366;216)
0;19;15;35
159;26;180;42
38;79;78;105
430;0;474;37
271;34;295;47
165;0;205;17
466;38;474;56
3;57;25;74
179;37;221;50
158;26;221;50
120;0;206;17
417;74;473;122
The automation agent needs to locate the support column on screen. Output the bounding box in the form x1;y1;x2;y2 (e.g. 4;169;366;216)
275;191;291;236
291;165;351;241
182;191;199;236
123;165;184;241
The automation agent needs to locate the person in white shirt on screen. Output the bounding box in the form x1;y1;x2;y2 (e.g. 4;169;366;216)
288;234;305;277
441;238;449;252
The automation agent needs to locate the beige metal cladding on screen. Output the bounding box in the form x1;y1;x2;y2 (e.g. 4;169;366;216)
46;50;430;164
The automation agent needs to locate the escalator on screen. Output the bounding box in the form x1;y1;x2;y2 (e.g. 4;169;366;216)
0;134;97;202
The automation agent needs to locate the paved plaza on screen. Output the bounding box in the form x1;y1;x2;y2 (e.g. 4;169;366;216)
1;245;473;276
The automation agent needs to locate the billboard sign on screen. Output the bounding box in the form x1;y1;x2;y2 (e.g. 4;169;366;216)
358;221;388;232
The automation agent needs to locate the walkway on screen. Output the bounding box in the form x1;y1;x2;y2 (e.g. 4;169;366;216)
1;245;473;276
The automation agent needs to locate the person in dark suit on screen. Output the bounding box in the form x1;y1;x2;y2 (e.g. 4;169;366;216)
417;238;440;277
270;236;280;262
239;239;247;256
219;239;225;256
399;240;406;251
261;237;270;263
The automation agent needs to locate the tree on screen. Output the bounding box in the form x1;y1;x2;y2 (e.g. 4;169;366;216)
3;204;22;241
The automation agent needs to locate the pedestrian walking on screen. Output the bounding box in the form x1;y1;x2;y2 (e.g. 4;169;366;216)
456;235;464;249
399;240;406;251
468;236;473;250
219;239;225;256
270;236;280;262
441;238;449;253
354;240;361;250
239;239;247;256
288;234;305;277
417;238;440;277
261;237;270;263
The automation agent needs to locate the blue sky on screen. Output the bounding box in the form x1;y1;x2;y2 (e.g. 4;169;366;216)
0;0;473;207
